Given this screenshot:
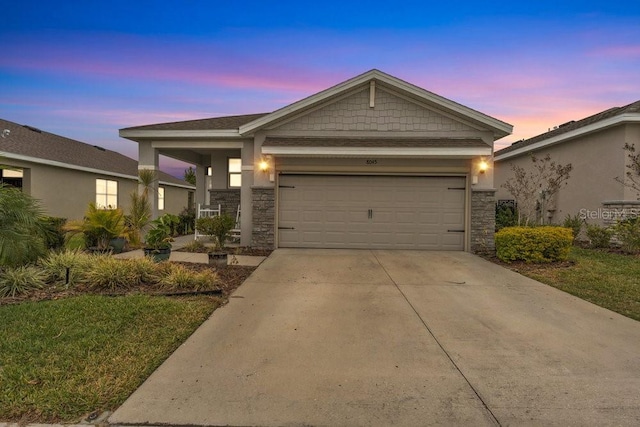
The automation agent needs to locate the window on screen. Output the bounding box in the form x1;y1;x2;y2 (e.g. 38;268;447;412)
0;168;23;189
158;187;165;211
96;179;118;208
228;158;241;188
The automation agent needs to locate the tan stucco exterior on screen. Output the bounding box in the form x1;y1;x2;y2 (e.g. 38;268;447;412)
495;124;640;224
3;158;193;220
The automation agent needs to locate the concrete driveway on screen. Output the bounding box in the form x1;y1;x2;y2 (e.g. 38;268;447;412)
110;250;640;426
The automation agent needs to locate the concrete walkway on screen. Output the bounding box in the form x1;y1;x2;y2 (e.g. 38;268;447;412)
113;235;266;266
110;249;640;426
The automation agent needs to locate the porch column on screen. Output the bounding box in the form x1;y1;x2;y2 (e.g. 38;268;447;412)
195;164;207;207
138;141;159;219
240;141;254;246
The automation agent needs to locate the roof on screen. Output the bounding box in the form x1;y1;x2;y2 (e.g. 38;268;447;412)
0;118;193;188
121;113;269;131
263;137;489;148
242;70;513;139
495;100;640;160
119;70;513;141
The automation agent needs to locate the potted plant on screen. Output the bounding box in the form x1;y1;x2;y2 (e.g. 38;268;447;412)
64;203;126;254
143;214;175;262
195;214;235;267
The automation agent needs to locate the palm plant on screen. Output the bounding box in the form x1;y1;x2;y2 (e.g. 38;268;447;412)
65;203;126;250
125;169;156;247
0;184;48;266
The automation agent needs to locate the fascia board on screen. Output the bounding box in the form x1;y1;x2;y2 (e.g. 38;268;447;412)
261;146;491;157
119;129;241;139
151;140;244;149
495;114;640;162
0;151;194;189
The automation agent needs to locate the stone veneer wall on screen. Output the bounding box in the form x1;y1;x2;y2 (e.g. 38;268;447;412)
209;189;240;217
601;200;640;227
470;189;496;254
252;187;275;248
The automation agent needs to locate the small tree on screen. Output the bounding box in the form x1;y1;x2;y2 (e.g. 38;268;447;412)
184;167;196;186
502;154;573;225
614;143;640;199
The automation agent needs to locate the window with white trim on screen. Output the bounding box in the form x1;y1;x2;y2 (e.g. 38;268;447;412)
158;187;165;211
228;158;241;188
96;179;118;208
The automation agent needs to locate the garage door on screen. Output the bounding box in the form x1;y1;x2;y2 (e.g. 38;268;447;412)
278;175;466;250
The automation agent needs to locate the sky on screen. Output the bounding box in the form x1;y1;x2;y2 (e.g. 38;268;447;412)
1;1;639;177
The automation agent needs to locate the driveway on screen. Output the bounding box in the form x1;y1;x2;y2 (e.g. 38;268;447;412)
110;250;640;426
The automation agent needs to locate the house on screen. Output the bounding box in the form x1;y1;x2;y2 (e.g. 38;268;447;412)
494;100;640;226
0;118;195;220
120;69;512;251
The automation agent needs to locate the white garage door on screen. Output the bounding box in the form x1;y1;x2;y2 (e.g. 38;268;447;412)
278;175;466;250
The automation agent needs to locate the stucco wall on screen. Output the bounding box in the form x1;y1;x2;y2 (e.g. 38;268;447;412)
2;158;192;220
495;125;631;224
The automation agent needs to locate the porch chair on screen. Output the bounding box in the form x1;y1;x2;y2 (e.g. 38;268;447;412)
229;204;241;242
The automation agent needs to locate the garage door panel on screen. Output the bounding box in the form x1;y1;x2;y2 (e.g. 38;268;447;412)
278;175;466;250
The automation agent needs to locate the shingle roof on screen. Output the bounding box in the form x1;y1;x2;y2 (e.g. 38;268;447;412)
496;100;640;157
120;113;270;131
0;118;192;187
263;137;489;148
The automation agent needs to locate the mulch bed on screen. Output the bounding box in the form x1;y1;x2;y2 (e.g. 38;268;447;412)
176;246;273;257
481;254;576;275
0;263;256;306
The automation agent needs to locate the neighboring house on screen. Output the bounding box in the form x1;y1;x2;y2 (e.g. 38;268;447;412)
495;100;640;226
120;69;512;251
0;118;195;220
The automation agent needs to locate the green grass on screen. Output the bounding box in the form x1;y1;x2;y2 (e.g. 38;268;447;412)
522;247;640;321
0;294;219;423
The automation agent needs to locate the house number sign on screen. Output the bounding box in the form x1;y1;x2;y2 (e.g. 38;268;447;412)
365;159;378;165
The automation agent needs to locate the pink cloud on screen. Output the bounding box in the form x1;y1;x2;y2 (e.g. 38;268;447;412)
589;45;640;58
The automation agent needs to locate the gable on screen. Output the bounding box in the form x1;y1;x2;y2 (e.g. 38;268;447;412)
270;87;477;133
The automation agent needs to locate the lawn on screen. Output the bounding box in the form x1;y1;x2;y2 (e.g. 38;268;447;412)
0;294;219;423
507;247;640;321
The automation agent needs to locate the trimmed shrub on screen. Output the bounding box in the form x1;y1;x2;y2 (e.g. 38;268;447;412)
586;224;614;249
495;226;573;263
562;214;583;243
0;266;46;297
159;263;218;291
39;249;94;287
496;204;518;231
613;217;640;254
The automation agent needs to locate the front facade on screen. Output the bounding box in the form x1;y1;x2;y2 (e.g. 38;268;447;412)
0;119;194;220
121;70;512;251
494;101;640;226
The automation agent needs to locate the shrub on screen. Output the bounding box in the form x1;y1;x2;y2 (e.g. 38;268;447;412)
496;203;518;231
495;226;573;263
613;217;640;254
0;184;48;267
0;265;46;297
39;249;94;287
178;207;196;235
562;214;584;243
181;240;207;253
586;224;614;249
159;263;218;291
131;256;161;285
196;214;236;250
41;216;67;250
85;256;141;291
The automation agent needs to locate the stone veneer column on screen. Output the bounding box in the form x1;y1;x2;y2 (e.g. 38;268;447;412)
208;189;241;216
251;187;275;248
470;189;496;254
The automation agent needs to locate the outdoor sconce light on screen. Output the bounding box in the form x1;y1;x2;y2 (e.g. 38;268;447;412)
259;159;269;172
479;160;489;174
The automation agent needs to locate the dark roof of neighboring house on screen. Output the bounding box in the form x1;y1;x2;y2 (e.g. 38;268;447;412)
496;100;640;157
120;113;270;131
0;118;191;187
263;137;489;148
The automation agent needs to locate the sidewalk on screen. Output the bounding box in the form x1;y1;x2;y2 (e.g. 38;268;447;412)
113;234;266;267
